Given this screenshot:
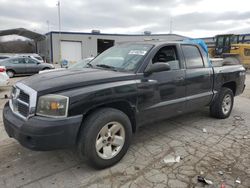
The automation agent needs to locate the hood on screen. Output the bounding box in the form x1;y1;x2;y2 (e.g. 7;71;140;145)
20;68;135;94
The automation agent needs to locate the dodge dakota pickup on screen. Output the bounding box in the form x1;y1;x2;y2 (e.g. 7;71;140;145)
3;41;246;168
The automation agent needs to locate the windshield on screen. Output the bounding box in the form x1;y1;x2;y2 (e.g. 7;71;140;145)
217;36;224;47
89;44;153;72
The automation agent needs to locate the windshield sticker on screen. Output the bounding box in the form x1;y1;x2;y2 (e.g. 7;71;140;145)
128;50;147;56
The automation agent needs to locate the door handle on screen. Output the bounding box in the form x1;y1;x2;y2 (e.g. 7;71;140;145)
175;76;184;81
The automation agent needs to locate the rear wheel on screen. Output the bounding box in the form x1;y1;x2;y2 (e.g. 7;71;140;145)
210;87;234;119
77;108;132;169
6;70;15;78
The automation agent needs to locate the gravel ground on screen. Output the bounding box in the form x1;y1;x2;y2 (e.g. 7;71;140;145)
0;73;249;188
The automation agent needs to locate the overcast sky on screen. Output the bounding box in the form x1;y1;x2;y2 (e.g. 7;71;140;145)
0;0;250;39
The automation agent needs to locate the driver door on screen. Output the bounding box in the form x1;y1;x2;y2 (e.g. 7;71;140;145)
137;45;186;125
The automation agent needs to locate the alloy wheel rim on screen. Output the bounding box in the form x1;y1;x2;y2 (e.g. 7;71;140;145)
7;71;13;77
222;94;232;114
95;121;125;160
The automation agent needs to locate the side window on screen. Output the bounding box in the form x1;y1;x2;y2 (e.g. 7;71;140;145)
11;58;24;64
225;36;230;46
182;45;204;69
11;59;20;64
19;58;26;64
26;58;36;64
152;46;180;70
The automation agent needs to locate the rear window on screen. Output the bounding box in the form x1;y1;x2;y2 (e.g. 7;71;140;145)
34;56;43;61
182;45;204;69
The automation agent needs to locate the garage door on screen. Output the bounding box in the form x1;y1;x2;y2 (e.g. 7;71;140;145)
60;41;82;62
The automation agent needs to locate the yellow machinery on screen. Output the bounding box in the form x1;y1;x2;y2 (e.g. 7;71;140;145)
208;34;250;69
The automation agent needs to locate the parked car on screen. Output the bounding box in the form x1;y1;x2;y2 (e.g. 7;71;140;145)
0;57;54;77
0;53;44;63
3;41;246;169
0;66;9;88
39;57;94;74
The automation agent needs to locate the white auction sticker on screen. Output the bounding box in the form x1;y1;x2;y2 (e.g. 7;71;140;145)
128;50;147;55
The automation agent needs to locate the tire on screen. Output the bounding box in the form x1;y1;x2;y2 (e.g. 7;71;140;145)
6;70;15;78
77;108;132;169
43;67;50;70
210;87;234;119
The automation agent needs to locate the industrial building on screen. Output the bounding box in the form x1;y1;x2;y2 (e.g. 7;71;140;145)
37;31;189;63
3;28;250;64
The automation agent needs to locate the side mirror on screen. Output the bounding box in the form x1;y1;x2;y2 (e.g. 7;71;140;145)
144;63;171;76
37;62;41;65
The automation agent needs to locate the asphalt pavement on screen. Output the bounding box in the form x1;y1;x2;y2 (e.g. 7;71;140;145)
0;74;249;188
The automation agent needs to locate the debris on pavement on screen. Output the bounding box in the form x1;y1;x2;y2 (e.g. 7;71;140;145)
163;155;181;164
134;166;140;171
211;156;221;161
202;128;207;133
235;177;241;184
197;176;213;185
234;115;244;121
218;171;224;175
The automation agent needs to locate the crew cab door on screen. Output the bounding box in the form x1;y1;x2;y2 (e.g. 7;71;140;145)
137;45;186;125
181;44;213;112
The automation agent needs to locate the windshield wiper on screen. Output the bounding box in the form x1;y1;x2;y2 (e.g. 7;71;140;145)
96;64;117;71
86;62;93;67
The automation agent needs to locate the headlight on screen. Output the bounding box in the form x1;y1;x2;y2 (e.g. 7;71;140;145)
36;94;69;118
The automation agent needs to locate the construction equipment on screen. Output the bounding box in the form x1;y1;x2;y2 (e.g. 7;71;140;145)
208;34;250;69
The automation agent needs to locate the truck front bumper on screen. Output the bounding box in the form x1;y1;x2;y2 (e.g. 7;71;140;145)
3;102;83;151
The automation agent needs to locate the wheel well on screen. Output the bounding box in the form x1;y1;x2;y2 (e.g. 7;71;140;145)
222;82;236;95
82;101;137;133
43;67;50;70
6;69;15;73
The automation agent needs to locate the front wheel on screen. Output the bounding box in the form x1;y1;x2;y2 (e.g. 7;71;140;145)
6;70;15;78
77;108;132;169
210;87;234;119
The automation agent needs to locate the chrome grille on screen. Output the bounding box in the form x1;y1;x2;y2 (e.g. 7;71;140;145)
9;83;37;120
11;87;30;118
17;102;29;117
19;90;30;104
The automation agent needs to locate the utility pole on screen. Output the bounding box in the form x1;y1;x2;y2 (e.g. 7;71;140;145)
57;1;61;33
46;20;50;32
57;0;61;63
170;17;173;34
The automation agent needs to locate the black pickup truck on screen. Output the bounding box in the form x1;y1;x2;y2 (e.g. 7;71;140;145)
3;41;246;168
